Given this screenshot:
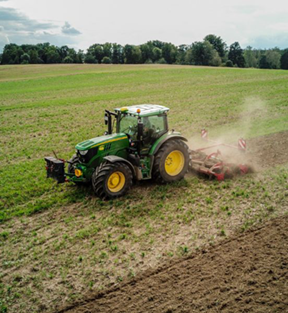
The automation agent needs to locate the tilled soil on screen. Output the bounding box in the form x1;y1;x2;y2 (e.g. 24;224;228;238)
247;130;288;170
60;215;288;313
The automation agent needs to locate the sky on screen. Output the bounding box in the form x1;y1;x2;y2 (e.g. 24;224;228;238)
0;0;288;52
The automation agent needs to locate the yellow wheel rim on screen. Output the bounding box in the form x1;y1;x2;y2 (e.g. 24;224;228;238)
107;171;125;192
165;150;185;176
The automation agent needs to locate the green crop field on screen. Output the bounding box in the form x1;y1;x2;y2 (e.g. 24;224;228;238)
1;64;288;312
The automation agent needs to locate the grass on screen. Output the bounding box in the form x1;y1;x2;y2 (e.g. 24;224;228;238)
1;65;288;221
0;64;288;312
1;64;288;221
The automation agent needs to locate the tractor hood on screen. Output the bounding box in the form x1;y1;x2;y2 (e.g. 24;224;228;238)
75;133;128;151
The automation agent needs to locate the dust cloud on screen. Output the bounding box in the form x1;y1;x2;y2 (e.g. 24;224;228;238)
187;97;269;172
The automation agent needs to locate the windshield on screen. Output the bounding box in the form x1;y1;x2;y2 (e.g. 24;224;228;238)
119;115;138;138
144;115;166;135
118;114;167;141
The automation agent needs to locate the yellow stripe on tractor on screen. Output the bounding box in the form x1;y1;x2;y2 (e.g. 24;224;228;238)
90;136;127;149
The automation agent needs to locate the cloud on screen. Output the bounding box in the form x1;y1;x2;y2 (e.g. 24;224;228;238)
62;22;81;36
0;26;10;47
249;34;288;49
0;6;81;51
269;23;288;32
0;7;54;31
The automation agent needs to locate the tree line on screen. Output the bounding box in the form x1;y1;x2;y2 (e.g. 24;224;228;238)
0;43;84;65
1;35;288;70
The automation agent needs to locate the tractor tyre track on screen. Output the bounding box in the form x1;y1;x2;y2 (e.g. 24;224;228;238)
59;215;288;313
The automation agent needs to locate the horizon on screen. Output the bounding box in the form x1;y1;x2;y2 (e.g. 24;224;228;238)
1;0;288;52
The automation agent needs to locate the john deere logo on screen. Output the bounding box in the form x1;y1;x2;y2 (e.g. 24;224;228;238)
99;145;105;151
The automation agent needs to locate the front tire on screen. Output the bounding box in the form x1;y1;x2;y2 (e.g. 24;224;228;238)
153;139;189;183
92;162;133;199
67;154;83;185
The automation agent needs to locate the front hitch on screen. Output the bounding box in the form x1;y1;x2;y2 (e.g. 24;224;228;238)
44;157;66;183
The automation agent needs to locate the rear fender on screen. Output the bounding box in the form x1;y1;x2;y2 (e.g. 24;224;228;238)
103;156;136;177
149;134;188;156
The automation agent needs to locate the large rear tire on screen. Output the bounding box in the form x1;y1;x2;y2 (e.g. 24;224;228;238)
153;139;189;183
92;162;133;199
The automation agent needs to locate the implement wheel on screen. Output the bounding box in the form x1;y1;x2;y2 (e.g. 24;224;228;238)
153;139;189;183
92;162;132;199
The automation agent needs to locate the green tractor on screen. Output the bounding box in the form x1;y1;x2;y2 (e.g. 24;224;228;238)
45;104;190;199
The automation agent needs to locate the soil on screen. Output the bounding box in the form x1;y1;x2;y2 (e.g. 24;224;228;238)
247;130;288;169
60;215;288;313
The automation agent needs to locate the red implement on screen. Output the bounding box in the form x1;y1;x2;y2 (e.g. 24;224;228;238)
189;129;249;181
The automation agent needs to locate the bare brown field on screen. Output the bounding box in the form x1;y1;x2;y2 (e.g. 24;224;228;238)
61;215;288;313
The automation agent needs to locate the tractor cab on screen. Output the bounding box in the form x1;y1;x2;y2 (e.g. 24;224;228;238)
106;104;170;155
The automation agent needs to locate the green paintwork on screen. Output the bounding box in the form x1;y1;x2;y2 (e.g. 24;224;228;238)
149;131;184;155
71;133;130;182
114;104;169;117
76;133;128;151
139;156;151;179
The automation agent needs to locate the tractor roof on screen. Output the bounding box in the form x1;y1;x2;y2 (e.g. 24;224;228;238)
114;104;169;117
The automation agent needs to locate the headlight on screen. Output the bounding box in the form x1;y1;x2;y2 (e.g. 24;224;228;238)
75;169;83;177
79;150;88;156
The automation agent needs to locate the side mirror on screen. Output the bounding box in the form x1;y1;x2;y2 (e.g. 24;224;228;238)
138;122;144;141
104;113;108;125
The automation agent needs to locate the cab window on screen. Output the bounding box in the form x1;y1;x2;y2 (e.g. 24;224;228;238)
119;115;138;138
143;115;167;138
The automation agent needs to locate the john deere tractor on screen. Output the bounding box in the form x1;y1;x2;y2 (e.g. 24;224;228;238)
45;104;190;199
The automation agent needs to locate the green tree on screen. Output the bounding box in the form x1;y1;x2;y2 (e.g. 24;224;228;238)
204;34;227;58
103;43;112;59
132;46;142;64
63;56;74;63
84;54;97;63
123;45;142;63
149;40;165;49
259;55;270;69
36;42;50;63
228;42;245;67
162;43;177;64
1;44;18;64
123;45;133;63
76;50;84;63
102;56;112;64
112;44;123;64
15;48;24;64
139;43;153;63
28;50;39;64
46;47;61;63
152;47;162;62
20;53;30;64
176;44;188;64
280;49;288;69
210;50;222;66
156;57;167;64
87;44;104;63
58;46;69;60
145;59;153;64
266;50;281;69
185;41;218;66
244;46;257;68
226;60;233;67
